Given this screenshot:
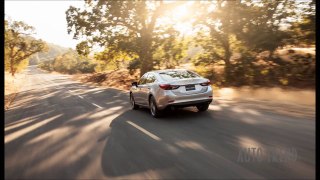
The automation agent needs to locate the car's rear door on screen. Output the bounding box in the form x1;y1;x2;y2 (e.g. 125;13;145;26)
140;73;157;106
134;74;148;104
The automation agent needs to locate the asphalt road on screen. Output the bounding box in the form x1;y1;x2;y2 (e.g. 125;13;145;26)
5;66;315;179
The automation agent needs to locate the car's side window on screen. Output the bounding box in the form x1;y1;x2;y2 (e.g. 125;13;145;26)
138;73;148;85
146;74;157;84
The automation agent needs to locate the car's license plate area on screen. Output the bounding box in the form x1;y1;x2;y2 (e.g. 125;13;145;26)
185;84;195;91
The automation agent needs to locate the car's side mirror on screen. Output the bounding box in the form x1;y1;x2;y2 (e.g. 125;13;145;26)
132;82;138;87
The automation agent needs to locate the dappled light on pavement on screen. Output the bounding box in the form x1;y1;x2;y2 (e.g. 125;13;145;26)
5;66;315;179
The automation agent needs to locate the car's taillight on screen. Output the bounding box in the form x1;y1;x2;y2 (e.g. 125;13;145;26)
159;84;171;90
159;84;180;90
200;80;211;86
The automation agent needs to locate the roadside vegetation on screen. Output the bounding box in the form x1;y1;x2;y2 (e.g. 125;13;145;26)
38;51;96;74
64;0;315;89
5;19;47;76
28;43;70;65
4;72;26;110
5;0;315;97
4;19;48;110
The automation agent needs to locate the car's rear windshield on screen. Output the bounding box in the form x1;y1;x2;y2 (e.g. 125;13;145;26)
159;70;199;81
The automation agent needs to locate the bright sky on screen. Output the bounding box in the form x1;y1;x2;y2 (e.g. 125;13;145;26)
5;0;85;49
4;1;195;50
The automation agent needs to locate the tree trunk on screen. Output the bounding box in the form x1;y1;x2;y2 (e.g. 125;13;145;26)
224;61;231;85
139;51;153;76
10;63;15;77
9;48;15;77
268;50;275;59
223;41;232;84
139;33;154;76
11;70;16;77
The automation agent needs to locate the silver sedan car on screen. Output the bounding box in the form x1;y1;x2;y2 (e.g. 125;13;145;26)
130;69;213;117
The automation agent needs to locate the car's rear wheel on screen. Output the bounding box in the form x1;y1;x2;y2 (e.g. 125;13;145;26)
130;93;139;110
196;103;209;112
149;96;161;118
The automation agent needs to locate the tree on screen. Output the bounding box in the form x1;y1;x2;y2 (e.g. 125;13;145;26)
193;0;243;82
288;0;315;45
42;51;96;74
193;0;298;83
66;0;182;76
29;43;70;65
233;0;296;57
94;45;137;71
5;19;47;76
153;27;188;69
76;41;91;57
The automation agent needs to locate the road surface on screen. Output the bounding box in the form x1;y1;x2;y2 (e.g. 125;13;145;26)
5;66;315;179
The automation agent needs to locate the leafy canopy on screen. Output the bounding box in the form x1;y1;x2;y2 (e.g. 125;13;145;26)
5;19;47;76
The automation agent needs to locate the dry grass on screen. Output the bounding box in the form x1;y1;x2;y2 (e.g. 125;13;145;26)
72;68;314;106
212;86;315;106
72;69;140;91
5;72;26;110
70;68;315;117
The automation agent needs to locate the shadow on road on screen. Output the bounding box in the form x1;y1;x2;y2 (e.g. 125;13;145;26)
100;104;315;179
5;71;315;179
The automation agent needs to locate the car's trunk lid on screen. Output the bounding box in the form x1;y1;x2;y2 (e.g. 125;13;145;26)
167;78;209;95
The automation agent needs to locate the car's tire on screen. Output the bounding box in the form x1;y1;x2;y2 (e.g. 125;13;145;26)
196;103;210;112
149;96;161;118
130;93;139;110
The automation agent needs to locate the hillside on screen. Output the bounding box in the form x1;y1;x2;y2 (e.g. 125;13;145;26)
29;43;71;65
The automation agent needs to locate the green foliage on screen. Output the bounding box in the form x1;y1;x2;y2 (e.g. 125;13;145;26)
61;0;315;88
94;61;114;72
153;29;188;69
190;0;314;87
76;41;91;57
66;0;184;75
39;51;96;74
127;58;141;75
5;57;29;74
94;45;137;71
5;19;47;76
38;60;54;71
287;0;315;45
231;0;296;53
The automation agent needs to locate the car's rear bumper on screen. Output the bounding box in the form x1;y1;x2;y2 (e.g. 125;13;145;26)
167;99;212;108
156;86;213;110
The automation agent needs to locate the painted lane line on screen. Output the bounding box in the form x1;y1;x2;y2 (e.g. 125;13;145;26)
126;121;161;141
92;103;103;109
43;75;104;109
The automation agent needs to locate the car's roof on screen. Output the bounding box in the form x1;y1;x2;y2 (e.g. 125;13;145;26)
150;69;189;74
